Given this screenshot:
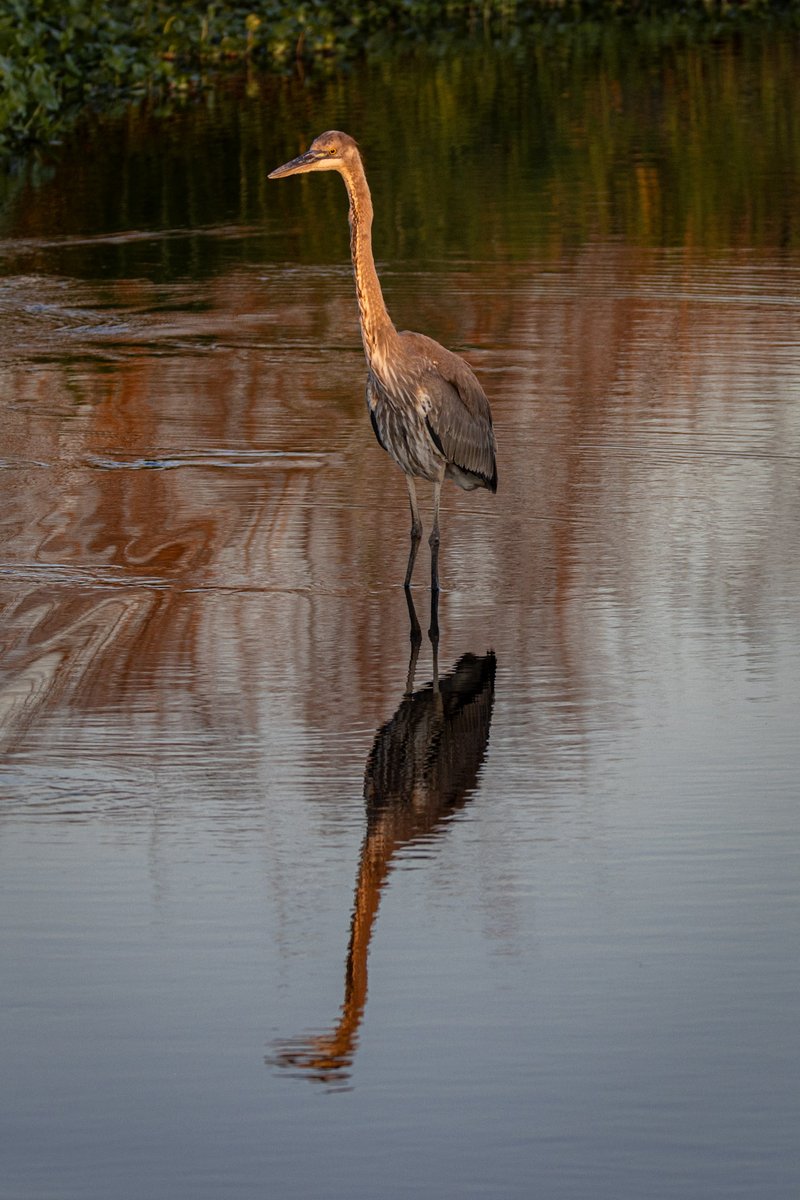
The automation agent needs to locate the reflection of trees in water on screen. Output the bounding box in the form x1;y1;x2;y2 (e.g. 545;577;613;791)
1;244;796;823
5;38;799;257
1;244;797;797
270;594;496;1088
3;245;797;668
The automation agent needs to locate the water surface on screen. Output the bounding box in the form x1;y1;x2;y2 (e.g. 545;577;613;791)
1;35;799;1200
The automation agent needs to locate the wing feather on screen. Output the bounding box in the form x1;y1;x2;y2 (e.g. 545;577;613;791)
401;332;497;492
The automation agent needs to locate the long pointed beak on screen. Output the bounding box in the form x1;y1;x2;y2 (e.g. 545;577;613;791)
268;149;326;179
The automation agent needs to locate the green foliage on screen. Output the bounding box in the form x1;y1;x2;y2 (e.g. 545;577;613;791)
1;0;799;156
0;0;164;152
5;27;796;264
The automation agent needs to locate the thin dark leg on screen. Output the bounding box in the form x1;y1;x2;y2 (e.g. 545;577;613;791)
428;587;440;692
429;476;443;593
404;588;422;696
404;476;423;589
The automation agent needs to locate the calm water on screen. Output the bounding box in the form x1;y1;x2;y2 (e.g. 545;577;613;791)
1;35;799;1200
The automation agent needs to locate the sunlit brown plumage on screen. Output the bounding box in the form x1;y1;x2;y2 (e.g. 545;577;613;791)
269;130;497;591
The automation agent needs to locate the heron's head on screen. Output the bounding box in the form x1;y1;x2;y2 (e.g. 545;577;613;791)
268;131;361;180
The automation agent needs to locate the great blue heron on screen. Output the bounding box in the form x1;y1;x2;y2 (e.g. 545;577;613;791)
269;130;497;592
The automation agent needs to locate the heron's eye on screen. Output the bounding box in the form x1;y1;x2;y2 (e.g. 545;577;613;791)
327;147;337;156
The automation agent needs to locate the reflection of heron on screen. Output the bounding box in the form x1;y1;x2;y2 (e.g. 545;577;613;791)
270;592;496;1087
269;131;498;591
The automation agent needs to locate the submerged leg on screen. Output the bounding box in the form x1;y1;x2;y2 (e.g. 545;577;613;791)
429;473;444;593
404;475;423;589
403;588;422;697
428;587;440;692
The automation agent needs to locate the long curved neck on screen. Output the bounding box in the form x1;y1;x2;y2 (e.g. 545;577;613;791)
341;157;395;362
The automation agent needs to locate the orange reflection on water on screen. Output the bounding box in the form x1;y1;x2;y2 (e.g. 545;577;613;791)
271;593;496;1087
1;244;798;765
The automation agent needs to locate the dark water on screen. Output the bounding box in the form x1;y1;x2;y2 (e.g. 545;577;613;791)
1;36;799;1200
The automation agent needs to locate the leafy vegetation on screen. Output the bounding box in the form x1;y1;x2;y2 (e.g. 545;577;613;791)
1;0;798;156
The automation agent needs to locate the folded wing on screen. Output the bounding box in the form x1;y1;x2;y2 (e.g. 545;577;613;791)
405;333;497;492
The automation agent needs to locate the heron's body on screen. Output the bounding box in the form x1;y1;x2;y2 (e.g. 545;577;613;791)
269;130;497;590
